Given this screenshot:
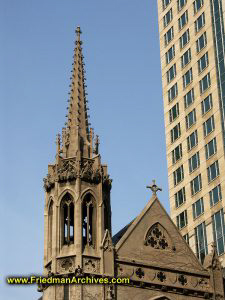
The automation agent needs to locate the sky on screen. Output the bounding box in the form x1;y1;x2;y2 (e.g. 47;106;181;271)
0;1;169;299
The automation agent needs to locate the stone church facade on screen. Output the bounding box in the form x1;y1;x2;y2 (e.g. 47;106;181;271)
40;27;224;300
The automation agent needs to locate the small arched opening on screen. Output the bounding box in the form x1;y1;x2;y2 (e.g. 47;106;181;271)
61;193;74;246
82;193;96;248
48;200;53;259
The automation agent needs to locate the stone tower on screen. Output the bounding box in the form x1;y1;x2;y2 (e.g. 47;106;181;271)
42;27;112;300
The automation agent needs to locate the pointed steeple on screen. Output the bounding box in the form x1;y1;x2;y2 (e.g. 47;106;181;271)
62;26;91;158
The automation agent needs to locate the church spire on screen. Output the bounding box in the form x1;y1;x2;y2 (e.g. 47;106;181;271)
62;26;91;158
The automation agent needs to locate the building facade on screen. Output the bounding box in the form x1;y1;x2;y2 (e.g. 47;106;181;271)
40;27;224;299
157;0;225;266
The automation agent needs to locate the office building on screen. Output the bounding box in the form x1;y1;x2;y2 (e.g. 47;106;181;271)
157;0;225;266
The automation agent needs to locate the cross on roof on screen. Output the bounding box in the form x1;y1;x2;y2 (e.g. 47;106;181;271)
146;179;162;195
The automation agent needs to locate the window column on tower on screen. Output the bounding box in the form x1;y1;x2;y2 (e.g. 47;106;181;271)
61;193;74;246
82;193;96;248
48;200;53;259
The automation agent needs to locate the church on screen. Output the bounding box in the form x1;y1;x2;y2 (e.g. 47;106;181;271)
39;27;224;300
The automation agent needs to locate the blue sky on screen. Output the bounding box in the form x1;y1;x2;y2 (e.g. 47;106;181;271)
0;1;169;299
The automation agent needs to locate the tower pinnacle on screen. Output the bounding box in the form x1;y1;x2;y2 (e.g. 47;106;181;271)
62;26;91;158
75;26;82;41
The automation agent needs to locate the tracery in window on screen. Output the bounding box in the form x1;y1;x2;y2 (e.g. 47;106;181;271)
144;223;173;250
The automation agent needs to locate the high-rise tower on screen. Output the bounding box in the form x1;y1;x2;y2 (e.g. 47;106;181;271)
42;27;113;299
157;0;225;266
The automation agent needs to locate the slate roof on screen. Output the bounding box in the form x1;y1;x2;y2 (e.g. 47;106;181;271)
112;219;135;245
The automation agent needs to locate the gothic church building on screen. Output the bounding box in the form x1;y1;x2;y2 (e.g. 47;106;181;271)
40;27;224;300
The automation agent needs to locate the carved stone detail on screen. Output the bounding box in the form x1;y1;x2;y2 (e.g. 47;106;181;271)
215;294;224;300
102;237;113;252
135;267;145;279
43;156;105;191
178;274;187;286
198;277;209;289
80;159;101;183
117;265;134;277
57;256;75;273
75;265;84;277
103;174;112;190
144;223;171;250
117;266;124;277
83;258;100;273
157;271;166;282
46;261;52;276
43;173;55;191
57;159;77;182
101;229;113;253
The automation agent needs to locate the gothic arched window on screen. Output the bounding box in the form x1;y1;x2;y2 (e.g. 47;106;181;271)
82;193;96;248
61;193;74;246
144;223;173;250
48;200;53;259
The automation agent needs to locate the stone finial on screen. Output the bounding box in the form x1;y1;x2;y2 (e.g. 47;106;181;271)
89;128;93;158
146;179;162;196
56;133;61;155
75;26;82;42
93;135;99;155
75;265;83;277
211;242;221;270
211;241;217;252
